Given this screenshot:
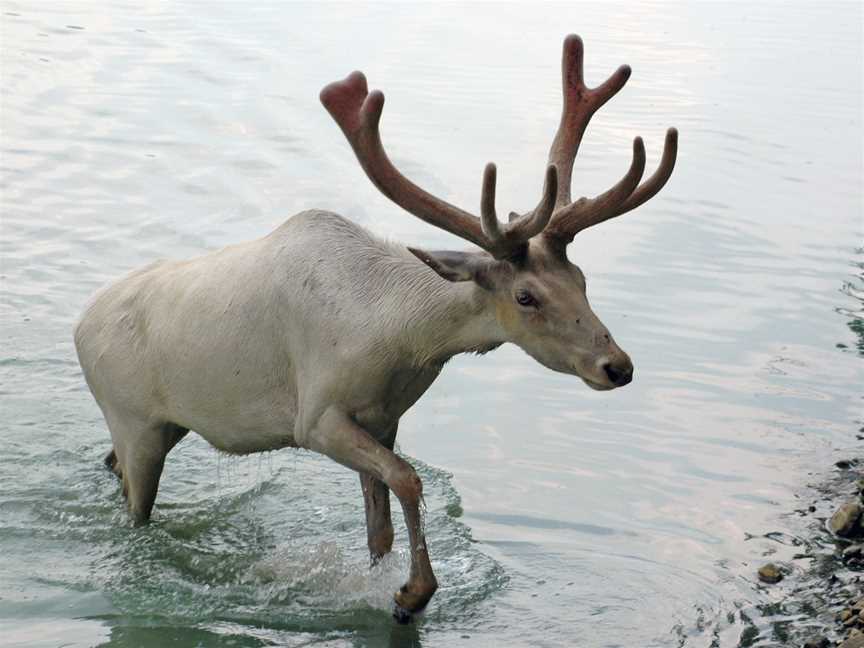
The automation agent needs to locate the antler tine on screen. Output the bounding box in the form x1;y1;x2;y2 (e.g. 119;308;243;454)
549;34;631;207
321;71;492;252
480;163;501;240
480;165;558;257
508;165;559;240
545;137;646;242
611;128;678;217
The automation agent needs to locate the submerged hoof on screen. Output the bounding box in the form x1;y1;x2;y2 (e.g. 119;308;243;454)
392;581;436;622
392;603;413;625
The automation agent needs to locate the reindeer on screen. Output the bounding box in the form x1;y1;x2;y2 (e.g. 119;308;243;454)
74;35;677;620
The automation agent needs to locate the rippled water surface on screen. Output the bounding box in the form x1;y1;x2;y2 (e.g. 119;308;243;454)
1;3;862;647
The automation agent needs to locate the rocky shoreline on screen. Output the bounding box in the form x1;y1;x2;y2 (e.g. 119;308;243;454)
821;457;864;648
762;456;864;648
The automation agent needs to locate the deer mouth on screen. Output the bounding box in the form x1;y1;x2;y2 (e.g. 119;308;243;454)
581;377;615;391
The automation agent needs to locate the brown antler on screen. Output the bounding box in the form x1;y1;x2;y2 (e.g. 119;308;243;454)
321;71;558;260
542;35;678;244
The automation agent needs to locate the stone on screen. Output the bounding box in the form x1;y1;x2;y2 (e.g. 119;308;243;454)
839;633;864;648
757;563;783;584
830;501;863;537
802;637;829;648
802;637;830;648
844;544;864;559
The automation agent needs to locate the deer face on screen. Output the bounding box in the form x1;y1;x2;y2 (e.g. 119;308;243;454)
498;243;632;390
409;240;633;390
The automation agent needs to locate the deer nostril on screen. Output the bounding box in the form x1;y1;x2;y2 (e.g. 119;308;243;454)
603;361;633;386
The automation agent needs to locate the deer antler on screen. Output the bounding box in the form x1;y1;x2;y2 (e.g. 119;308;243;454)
320;71;558;260
542;35;678;244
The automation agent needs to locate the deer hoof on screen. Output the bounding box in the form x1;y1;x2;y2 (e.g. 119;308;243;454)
392;603;413;624
392;582;435;622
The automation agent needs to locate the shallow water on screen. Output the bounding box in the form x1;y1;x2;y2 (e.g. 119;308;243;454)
1;2;862;647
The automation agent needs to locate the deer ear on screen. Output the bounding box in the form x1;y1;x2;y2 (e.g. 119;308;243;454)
407;247;496;286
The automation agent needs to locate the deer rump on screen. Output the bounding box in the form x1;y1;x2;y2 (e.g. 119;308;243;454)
74;35;677;621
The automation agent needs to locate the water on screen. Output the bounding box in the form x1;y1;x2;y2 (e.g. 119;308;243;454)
1;2;861;646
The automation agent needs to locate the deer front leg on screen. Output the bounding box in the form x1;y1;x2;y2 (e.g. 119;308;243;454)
306;407;438;620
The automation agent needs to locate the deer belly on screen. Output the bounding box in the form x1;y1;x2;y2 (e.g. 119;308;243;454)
170;387;299;455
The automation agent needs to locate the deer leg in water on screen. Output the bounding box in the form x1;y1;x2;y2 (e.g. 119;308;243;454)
360;425;397;564
307;408;438;620
360;472;394;564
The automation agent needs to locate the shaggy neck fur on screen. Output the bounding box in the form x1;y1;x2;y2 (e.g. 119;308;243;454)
390;251;506;367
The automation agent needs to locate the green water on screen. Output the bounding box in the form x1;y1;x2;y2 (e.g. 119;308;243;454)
1;2;862;646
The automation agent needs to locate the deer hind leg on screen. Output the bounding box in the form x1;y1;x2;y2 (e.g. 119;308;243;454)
103;412;188;525
306;408;437;621
104;448;123;480
360;424;397;564
360;472;394;564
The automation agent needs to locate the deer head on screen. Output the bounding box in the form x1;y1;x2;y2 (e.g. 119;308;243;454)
321;35;677;391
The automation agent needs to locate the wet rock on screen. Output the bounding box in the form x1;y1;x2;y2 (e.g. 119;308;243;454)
843;544;864;560
836;459;859;470
840;609;854;623
802;637;830;648
840;633;864;648
829;501;863;537
758;562;783;584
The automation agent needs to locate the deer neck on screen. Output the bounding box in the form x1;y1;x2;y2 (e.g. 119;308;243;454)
405;279;505;368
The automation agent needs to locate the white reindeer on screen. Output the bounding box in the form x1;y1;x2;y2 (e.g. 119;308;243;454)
74;35;677;620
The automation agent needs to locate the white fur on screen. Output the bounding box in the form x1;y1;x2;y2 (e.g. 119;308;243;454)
75;210;503;456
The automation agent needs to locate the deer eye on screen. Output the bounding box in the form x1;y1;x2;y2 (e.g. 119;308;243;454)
515;290;538;308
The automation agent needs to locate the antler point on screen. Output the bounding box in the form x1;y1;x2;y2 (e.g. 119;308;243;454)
564;34;583;48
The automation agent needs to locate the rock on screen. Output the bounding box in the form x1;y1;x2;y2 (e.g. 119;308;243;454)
758;563;783;584
852;596;864;612
840;633;864;648
802;637;830;648
836;459;858;470
830;501;863;537
840;609;854;622
844;545;864;559
803;637;830;648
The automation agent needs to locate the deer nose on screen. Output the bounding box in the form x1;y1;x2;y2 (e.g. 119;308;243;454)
602;358;633;387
